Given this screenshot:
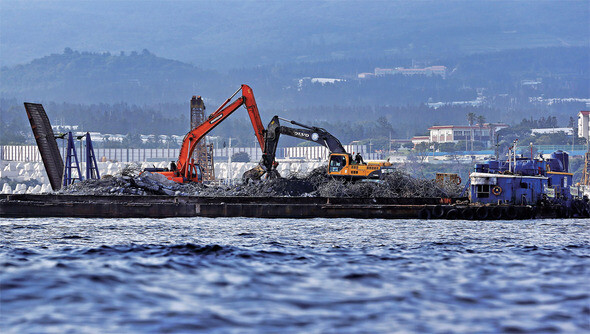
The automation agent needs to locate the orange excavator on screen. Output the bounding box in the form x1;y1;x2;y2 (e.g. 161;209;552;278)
144;84;266;183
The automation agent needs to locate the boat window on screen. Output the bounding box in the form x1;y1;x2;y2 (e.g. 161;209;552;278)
476;184;490;198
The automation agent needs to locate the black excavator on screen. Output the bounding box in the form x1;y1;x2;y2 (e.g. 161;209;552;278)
243;116;394;181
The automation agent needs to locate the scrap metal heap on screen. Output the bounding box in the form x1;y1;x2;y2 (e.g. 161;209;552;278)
59;164;460;198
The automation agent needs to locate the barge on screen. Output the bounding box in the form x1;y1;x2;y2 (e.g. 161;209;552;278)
0;193;576;220
2;144;588;219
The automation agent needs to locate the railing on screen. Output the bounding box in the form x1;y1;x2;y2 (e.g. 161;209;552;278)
535;145;587;152
0;146;181;163
2;145;385;162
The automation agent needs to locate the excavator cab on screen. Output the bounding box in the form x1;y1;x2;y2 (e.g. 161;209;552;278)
188;163;203;183
328;154;349;173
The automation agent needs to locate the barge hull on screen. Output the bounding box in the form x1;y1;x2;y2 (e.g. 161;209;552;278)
1;194;450;219
0;194;554;220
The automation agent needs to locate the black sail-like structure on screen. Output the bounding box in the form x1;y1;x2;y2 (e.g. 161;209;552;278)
24;103;64;190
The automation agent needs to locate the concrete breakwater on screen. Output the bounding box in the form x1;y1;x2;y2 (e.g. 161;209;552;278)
0;160;325;194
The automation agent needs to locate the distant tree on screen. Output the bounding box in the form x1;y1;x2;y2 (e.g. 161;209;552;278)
438;142;456;152
146;135;162;148
123;133;143;147
0;121;26;145
476;114;486;144
568;116;580;140
472;141;486;151
467;112;476;151
454;140;469;152
373;116;395;138
368;137;390;151
413;142;431;163
164;137;180;149
533;132;572;145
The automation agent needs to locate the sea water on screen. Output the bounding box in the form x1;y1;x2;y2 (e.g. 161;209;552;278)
1;218;589;333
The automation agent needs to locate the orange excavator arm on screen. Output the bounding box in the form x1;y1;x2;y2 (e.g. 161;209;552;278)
175;84;266;180
241;85;265;151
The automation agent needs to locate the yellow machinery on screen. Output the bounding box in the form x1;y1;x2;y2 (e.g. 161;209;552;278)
328;153;393;179
255;116;394;180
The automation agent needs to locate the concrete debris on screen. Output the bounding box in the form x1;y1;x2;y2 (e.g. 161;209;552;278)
120;163;144;178
2;183;12;194
58;164;461;198
59;172;204;196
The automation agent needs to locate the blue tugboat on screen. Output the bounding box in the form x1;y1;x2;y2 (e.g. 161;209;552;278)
469;146;589;218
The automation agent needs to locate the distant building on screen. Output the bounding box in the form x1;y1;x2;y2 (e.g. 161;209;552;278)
530;97;590;105
531;128;573;136
390;139;412;145
298;77;344;89
310;78;343;84
520;79;542;88
578;111;590;140
104;134;125;143
427;123;508;146
357;72;374;79
374;68;396;76
427;96;485;109
411;136;430;146
372;66;447;78
51;125;79;132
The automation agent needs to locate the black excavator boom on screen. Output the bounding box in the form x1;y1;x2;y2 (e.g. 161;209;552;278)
251;116;346;179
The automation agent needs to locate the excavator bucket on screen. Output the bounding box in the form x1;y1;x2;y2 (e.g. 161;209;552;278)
242;165;281;182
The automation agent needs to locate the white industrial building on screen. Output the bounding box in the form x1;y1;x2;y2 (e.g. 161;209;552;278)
578;110;590;140
427;123;508;145
531;128;574;136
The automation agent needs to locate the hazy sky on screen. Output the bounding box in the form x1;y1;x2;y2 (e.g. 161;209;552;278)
1;1;588;69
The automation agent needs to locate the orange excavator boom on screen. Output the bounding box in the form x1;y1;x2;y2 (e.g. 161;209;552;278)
150;84;266;183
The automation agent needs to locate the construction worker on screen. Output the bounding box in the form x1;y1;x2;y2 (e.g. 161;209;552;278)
355;152;364;164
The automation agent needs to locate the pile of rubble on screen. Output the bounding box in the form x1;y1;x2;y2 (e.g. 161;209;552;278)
59;164;204;196
315;169;459;198
59;163;460;198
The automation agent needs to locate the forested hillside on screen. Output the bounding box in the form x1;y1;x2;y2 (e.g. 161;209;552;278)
1;49;220;104
1;46;588;148
2;46;587;107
